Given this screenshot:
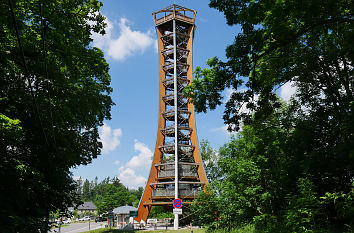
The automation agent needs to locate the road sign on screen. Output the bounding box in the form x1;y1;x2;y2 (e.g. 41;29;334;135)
173;198;182;208
50;214;54;222
173;208;182;215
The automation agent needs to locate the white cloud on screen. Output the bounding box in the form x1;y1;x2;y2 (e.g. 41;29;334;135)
280;81;297;101
126;140;153;169
92;16;154;61
154;39;158;53
90;14;113;48
212;125;234;136
118;167;146;189
113;160;120;165
117;140;152;189
99;123;122;154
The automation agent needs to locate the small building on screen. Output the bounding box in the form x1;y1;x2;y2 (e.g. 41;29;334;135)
113;205;137;226
77;201;97;215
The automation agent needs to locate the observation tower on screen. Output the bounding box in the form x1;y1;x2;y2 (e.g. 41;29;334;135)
135;5;208;229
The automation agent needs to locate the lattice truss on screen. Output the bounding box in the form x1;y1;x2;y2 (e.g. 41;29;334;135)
136;5;208;222
153;18;202;203
160;24;192;160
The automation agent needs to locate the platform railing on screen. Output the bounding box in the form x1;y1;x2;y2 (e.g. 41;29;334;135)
158;169;198;178
152;188;200;197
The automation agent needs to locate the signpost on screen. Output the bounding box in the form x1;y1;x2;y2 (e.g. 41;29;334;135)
173;198;182;209
58;218;62;233
173;208;182;215
173;198;182;230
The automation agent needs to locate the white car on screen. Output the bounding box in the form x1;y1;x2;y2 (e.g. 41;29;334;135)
147;218;157;224
62;219;71;224
79;216;91;221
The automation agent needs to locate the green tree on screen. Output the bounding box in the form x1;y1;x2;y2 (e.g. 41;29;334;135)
129;186;144;206
136;187;144;200
200;140;220;182
94;183;135;214
187;0;353;132
0;0;113;231
82;177;140;214
194;102;353;231
188;0;353;231
191;185;220;229
212;121;287;231
285;178;322;232
82;179;91;201
76;177;84;196
149;206;174;219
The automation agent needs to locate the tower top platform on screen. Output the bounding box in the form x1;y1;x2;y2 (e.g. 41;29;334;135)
152;4;196;26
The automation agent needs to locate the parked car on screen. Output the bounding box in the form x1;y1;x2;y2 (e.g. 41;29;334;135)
79;216;91;221
95;216;106;222
147;218;157;224
62;219;71;224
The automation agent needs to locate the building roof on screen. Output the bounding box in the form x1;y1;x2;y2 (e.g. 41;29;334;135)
113;205;137;215
77;202;97;210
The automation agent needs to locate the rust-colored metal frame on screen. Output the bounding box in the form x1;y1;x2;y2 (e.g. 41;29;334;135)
135;4;208;223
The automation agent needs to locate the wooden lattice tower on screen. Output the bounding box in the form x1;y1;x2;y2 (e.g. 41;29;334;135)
135;5;208;225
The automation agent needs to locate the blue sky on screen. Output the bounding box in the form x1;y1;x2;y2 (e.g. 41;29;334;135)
72;0;296;189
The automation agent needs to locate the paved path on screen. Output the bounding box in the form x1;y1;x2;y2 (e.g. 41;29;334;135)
49;222;105;233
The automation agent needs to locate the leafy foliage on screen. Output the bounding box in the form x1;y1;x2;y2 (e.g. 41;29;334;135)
200;140;221;182
194;105;354;232
189;0;353;232
0;0;113;231
285;178;322;233
75;177;142;214
186;0;354;132
149;206;174;219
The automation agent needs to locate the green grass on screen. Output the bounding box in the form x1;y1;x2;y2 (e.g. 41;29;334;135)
207;225;256;233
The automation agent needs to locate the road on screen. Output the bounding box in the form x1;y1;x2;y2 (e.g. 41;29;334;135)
49;222;105;233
